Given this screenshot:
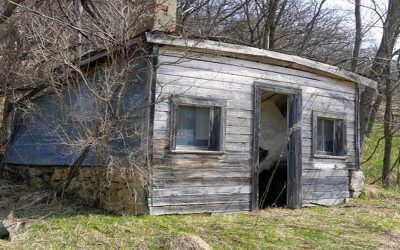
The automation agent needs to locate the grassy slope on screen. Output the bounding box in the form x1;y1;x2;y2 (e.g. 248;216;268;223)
361;124;400;185
1;192;400;249
1;125;400;249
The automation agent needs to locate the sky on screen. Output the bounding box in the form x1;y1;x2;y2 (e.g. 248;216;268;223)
326;0;388;48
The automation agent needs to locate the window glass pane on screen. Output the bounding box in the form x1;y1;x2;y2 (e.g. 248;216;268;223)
210;107;221;151
316;116;345;156
323;119;334;153
176;106;210;149
335;120;345;155
317;118;324;152
195;107;210;144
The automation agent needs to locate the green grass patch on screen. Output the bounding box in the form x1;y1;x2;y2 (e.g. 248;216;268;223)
361;124;400;185
1;191;400;249
1;119;400;249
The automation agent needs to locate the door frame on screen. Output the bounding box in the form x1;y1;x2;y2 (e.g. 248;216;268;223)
251;82;303;210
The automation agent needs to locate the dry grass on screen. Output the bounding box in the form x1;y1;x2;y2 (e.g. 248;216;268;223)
158;234;212;250
0;177;98;246
0;179;400;249
0;178;86;218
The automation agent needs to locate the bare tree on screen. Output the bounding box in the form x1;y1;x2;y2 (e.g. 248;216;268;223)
0;0;25;25
351;0;362;72
296;0;327;56
360;0;400;142
0;0;159;203
178;0;355;65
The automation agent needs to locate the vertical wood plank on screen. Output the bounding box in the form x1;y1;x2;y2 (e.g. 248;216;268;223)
287;93;303;208
355;85;361;169
251;85;260;211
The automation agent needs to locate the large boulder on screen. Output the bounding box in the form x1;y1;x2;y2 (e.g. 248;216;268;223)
0;222;10;239
349;171;365;198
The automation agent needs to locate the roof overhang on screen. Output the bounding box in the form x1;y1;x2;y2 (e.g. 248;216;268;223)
146;32;377;89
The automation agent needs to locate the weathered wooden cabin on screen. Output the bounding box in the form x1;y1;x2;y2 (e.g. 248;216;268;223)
145;33;376;214
4;0;377;215
4;31;377;215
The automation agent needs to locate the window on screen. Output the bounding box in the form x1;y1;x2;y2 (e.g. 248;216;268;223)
170;96;226;153
313;111;347;158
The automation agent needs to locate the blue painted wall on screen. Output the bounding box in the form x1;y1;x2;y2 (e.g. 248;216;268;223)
5;58;151;167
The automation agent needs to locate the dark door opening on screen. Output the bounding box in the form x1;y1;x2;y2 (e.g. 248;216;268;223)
251;83;302;211
258;92;288;208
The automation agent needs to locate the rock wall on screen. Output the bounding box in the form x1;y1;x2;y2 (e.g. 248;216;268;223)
24;167;148;215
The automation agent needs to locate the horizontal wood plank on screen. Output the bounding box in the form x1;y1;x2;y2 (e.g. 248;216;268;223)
302;169;349;178
302;176;349;185
302;198;346;206
302;191;350;200
302;184;349;192
149;46;358;215
151;194;251;206
153;177;251;189
158;54;356;95
159;48;358;91
150;202;250;215
152;185;251;196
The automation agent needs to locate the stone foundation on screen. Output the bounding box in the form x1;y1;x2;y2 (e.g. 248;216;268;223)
23;166;148;215
349;170;365;198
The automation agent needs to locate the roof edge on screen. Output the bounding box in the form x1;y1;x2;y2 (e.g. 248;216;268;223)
146;32;377;89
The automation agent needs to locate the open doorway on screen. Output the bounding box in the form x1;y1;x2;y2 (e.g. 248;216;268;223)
258;91;288;208
252;83;302;210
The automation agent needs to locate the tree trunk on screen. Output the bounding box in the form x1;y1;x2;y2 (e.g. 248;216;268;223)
53;144;91;197
351;0;362;72
396;148;400;189
382;62;393;189
1;97;14;154
360;0;400;142
0;97;10;170
74;0;83;57
269;0;287;50
297;0;327;56
262;0;279;50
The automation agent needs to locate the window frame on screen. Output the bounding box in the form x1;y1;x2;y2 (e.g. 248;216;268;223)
169;95;226;154
312;110;347;159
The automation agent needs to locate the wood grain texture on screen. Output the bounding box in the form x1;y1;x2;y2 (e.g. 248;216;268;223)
303;198;346;206
146;32;377;88
149;46;356;214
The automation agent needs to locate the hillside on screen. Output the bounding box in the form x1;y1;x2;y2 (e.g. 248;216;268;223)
0;182;399;249
1;127;400;249
362;124;400;186
0;116;399;249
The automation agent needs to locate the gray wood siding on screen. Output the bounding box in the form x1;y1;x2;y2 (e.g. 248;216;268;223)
150;47;356;214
